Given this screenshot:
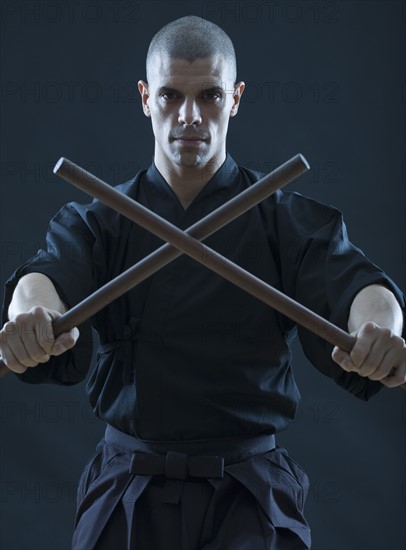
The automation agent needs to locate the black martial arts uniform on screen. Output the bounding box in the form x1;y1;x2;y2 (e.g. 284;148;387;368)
3;154;405;549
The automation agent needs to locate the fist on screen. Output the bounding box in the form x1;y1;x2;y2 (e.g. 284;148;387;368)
332;322;406;388
0;306;79;374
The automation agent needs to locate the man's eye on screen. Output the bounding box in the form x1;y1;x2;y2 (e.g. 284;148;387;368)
202;92;222;101
161;92;178;100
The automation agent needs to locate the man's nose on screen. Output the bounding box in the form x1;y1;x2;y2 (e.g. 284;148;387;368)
178;98;202;126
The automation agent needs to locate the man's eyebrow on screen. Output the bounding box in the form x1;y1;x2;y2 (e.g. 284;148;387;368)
200;85;225;94
157;85;227;95
157;86;179;94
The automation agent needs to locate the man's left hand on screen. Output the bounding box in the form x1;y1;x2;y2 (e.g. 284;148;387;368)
332;322;406;388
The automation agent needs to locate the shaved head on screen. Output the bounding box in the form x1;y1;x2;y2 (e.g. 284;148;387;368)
146;15;237;83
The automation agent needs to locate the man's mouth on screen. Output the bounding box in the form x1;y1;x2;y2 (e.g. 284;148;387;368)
173;135;207;147
171;132;208;142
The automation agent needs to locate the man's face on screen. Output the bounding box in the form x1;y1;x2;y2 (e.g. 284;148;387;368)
138;54;244;172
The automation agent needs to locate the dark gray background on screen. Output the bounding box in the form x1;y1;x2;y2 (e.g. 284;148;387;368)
0;1;405;549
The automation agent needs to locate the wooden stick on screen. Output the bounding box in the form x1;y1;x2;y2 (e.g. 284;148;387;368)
53;157;355;353
50;154;309;337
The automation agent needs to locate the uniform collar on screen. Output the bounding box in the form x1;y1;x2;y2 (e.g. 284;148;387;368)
143;153;240;218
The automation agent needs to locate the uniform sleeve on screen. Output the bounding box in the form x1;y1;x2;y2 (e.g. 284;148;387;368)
1;201;106;385
272;192;405;400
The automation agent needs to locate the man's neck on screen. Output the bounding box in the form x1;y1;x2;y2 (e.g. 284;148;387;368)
155;153;225;210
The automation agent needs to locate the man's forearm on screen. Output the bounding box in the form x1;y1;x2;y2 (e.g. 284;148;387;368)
348;284;403;335
8;273;67;321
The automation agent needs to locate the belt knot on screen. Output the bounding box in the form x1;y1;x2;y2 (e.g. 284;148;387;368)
129;450;224;504
165;451;188;480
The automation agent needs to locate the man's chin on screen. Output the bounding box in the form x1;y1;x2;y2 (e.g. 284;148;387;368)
173;152;205;168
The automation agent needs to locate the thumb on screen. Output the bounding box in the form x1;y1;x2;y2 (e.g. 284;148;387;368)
51;327;79;356
332;346;353;371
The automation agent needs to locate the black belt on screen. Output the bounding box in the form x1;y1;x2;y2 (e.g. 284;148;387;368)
104;424;276;504
130;451;224;479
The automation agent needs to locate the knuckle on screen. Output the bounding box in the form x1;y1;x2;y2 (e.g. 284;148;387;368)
30;305;45;315
350;348;365;365
2;321;18;337
362;322;378;334
360;359;377;372
30;306;50;321
20;357;38;368
31;352;48;363
386;377;402;388
384;368;406;386
21;359;38;368
396;336;406;350
366;370;382;381
12;312;29;325
380;327;392;340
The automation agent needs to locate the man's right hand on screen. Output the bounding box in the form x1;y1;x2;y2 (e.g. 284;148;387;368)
0;306;79;374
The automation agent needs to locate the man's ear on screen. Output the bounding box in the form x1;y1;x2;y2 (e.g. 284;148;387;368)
138;80;151;117
230;81;245;117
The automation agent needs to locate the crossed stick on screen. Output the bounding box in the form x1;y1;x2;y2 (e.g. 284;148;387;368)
50;155;355;352
5;153;388;379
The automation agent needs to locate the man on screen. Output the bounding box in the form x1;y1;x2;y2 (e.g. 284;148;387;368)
1;15;405;550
